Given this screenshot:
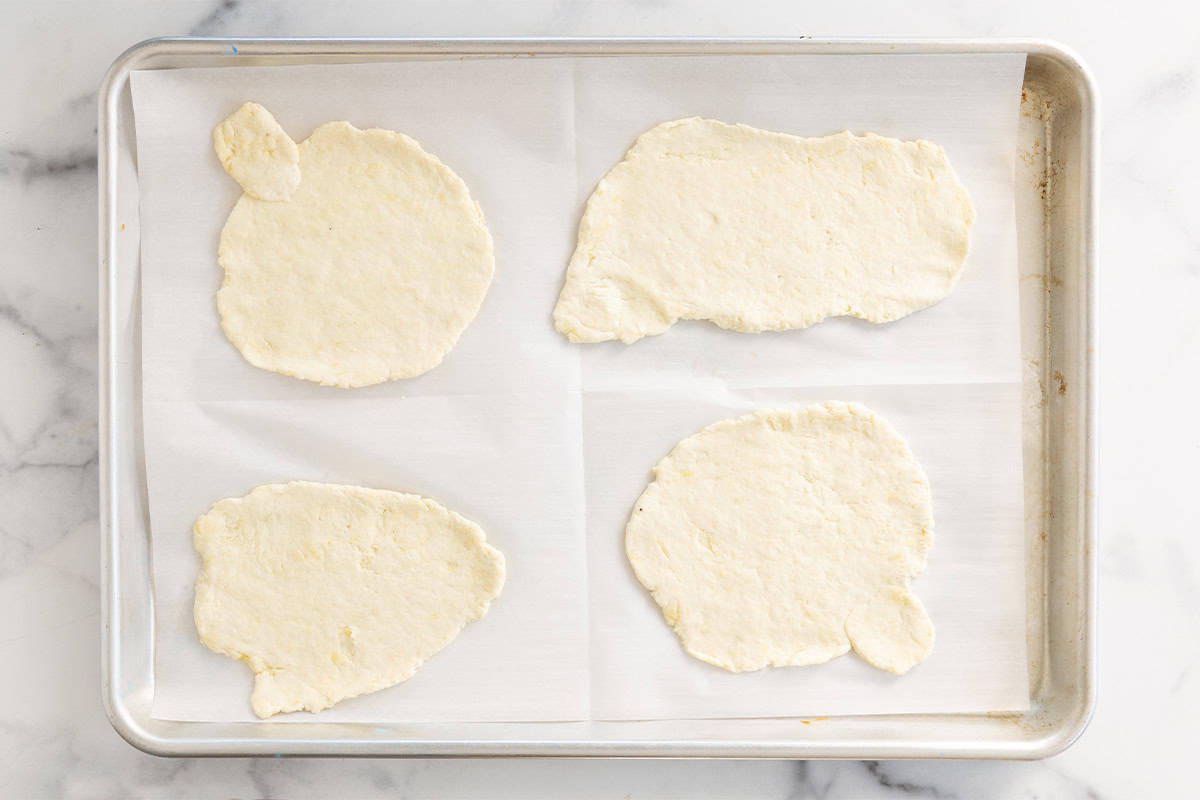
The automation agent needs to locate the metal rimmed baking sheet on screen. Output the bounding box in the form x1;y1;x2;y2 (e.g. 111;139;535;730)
99;37;1096;758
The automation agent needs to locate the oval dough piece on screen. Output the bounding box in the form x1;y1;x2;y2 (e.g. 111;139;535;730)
625;402;934;675
212;102;301;202
554;117;974;344
193;481;505;717
217;117;495;387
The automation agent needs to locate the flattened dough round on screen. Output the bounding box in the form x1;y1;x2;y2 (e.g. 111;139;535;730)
554;117;974;344
217;119;494;387
193;481;505;717
625;402;935;675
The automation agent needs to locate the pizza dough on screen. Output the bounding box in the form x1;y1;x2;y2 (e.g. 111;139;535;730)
193;481;505;717
212;102;301;201
553;117;974;344
625;402;934;674
214;107;495;387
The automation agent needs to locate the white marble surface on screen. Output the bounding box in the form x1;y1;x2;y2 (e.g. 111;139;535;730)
0;0;1193;796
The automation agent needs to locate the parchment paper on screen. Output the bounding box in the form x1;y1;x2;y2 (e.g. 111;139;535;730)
131;52;1028;723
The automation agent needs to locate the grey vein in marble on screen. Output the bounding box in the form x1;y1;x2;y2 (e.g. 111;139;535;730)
862;762;957;799
0;147;98;183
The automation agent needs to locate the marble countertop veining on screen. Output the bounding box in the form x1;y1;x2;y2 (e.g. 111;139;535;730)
1;0;1195;797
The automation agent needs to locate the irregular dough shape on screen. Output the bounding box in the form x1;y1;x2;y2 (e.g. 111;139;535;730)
217;115;494;387
212;102;301;201
625;402;934;674
554;117;975;344
193;481;505;717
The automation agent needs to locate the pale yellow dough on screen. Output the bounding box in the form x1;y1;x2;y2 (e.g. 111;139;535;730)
554;118;975;344
193;481;505;718
212;102;301;202
625;402;935;675
216;110;494;387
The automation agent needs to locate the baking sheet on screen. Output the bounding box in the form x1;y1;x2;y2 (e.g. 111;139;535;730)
130;52;1029;724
